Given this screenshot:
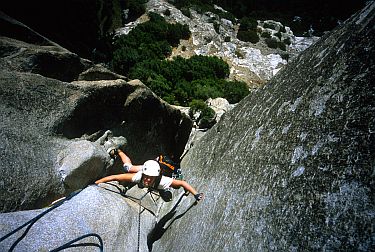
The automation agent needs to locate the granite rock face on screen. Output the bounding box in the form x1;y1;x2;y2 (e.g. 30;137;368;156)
0;70;191;212
154;3;375;251
0;14;192;213
0;184;156;252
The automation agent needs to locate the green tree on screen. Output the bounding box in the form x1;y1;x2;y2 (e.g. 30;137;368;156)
112;10;248;107
220;80;249;103
112;47;139;74
112;12;191;76
148;75;173;100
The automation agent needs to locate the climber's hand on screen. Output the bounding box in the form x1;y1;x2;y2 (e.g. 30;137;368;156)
194;193;204;202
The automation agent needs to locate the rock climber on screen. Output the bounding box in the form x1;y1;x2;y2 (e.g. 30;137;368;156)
95;149;204;202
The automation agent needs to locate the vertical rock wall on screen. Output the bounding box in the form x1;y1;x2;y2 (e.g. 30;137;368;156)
154;3;374;251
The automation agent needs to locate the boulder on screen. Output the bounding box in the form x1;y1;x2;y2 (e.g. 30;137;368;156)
0;70;78;212
0;68;191;212
154;3;375;251
0;184;156;252
56;140;110;194
206;97;234;122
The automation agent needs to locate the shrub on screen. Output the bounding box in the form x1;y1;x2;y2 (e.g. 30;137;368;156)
112;13;190;76
280;53;290;61
189;99;205;118
189;99;216;129
278;41;287;51
237;30;260;44
112;47;139;74
181;8;191;18
239;17;258;31
213;22;220;34
275;31;282;40
220;80;249;104
235;49;245;58
164;9;171;16
111;10;249;107
261;31;272;38
190;79;223;101
283;37;292;45
126;0;146;22
265;37;279;49
217;12;237;24
263;22;276;30
187;55;230;80
148;74;173;100
127;55;232;106
265;37;287;51
148;12;165;22
137;40;172;60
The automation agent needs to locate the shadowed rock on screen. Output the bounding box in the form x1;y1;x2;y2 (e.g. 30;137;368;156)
154;3;375;252
0;11;92;82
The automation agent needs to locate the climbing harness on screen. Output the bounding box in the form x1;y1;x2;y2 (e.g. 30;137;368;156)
0;188;104;252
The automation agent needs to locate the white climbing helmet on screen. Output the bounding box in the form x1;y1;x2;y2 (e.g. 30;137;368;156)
142;160;161;177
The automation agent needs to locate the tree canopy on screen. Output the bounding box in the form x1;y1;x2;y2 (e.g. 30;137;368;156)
112;12;249;106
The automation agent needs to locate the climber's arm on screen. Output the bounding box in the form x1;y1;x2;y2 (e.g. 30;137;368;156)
117;150;142;173
95;173;135;184
171;179;204;202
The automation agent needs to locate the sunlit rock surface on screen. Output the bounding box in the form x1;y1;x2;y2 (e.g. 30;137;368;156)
0;184;156;252
154;3;374;251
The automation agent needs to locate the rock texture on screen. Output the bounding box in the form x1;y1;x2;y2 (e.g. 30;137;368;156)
0;13;192;213
56;140;110;194
0;69;191;212
1;2;373;251
154;3;375;251
0;184;157;252
78;64;128;81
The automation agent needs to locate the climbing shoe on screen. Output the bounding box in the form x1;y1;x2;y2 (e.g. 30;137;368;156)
107;147;118;158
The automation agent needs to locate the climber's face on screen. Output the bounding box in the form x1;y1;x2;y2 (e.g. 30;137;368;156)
141;175;157;188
